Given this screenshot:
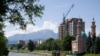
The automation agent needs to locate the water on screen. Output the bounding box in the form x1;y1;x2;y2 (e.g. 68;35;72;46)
8;52;44;56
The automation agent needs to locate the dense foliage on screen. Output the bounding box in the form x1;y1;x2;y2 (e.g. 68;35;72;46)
86;32;100;54
0;0;44;29
0;0;44;56
36;35;75;51
86;32;92;53
17;43;23;50
36;38;60;51
0;32;7;56
61;34;75;51
27;40;35;52
95;37;100;54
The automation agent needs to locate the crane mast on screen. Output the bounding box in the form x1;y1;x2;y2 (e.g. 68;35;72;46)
63;4;74;22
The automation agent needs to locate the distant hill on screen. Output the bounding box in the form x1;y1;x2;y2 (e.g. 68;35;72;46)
8;29;58;44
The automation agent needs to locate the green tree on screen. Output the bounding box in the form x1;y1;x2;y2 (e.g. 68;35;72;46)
56;39;61;50
27;40;35;52
0;32;7;56
36;43;46;50
37;38;60;51
45;38;55;51
92;33;96;44
0;0;44;55
86;32;92;53
0;23;8;56
95;37;100;54
17;44;23;51
90;33;96;53
61;34;75;51
0;0;44;28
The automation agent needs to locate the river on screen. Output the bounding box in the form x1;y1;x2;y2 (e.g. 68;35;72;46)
8;52;44;56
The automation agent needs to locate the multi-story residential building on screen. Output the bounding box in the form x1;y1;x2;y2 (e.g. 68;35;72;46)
59;18;85;40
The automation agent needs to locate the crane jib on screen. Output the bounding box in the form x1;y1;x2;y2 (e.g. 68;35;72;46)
63;4;74;20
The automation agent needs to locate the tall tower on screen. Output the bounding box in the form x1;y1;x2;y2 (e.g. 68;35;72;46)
77;19;82;36
91;18;96;35
72;19;86;54
59;24;63;40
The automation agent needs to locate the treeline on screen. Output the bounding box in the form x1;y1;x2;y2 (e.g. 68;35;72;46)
10;40;36;52
36;34;75;51
9;34;75;52
86;32;100;54
9;33;100;54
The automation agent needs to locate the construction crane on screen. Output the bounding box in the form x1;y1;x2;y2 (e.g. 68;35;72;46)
63;4;74;21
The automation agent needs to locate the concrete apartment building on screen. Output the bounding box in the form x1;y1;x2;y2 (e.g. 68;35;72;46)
58;18;85;40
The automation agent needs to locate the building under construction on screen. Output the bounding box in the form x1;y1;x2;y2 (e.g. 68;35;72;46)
58;18;85;40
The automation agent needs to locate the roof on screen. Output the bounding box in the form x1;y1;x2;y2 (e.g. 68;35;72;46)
81;31;87;39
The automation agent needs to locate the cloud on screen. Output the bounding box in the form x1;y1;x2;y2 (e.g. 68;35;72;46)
5;22;10;26
5;21;58;38
5;30;25;38
5;21;100;38
25;21;58;33
41;21;58;33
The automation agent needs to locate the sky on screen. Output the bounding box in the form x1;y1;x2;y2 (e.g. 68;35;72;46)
4;0;100;38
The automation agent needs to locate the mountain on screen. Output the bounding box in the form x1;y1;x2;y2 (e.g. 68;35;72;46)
8;29;58;44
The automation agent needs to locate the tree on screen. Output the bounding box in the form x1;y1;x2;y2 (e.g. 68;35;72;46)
0;32;7;56
36;43;46;50
45;38;55;51
3;47;9;56
0;25;8;56
92;33;96;44
27;40;35;52
0;0;44;55
95;37;100;54
61;34;75;51
36;38;60;51
17;43;23;51
0;0;44;29
86;32;92;53
90;33;96;53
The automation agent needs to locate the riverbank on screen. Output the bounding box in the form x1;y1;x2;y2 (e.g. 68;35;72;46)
10;50;52;56
10;50;100;56
84;54;100;56
8;52;47;56
10;50;69;56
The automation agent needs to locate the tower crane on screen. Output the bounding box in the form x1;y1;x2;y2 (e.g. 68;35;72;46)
63;4;74;22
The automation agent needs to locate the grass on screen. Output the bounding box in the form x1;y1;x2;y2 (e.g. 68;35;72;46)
10;49;52;56
60;51;67;56
10;49;66;56
10;49;100;56
32;50;52;53
84;54;100;56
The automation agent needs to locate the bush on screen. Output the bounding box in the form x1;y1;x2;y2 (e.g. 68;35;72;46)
52;50;56;56
3;48;9;56
0;36;7;56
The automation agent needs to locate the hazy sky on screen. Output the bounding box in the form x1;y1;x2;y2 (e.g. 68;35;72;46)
4;0;100;37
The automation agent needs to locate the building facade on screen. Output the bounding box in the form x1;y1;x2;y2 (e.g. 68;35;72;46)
59;18;85;40
72;18;96;54
91;18;96;36
72;20;86;54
